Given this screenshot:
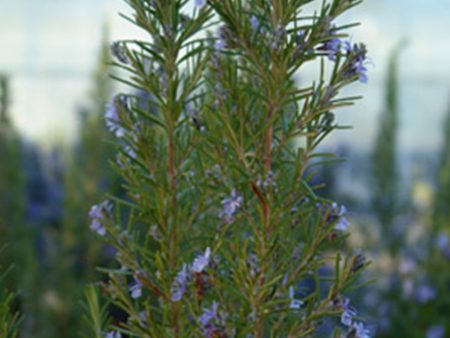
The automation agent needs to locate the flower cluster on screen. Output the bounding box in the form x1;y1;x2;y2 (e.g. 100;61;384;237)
334;296;371;338
88;200;112;236
129;273;144;299
105;331;122;338
105;96;126;138
344;42;369;83
171;247;212;302
319;202;351;232
288;286;304;310
320;22;369;83
218;190;243;224
198;301;227;338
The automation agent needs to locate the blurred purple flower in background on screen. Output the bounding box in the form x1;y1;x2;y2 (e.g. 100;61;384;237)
415;283;436;303
426;325;445;338
436;233;450;258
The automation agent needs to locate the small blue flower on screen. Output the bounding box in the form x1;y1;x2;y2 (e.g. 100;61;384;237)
89;200;112;236
250;16;259;31
105;331;122;338
324;37;342;61
198;301;219;327
192;247;211;273
340;297;356;326
399;257;416;275
219;189;243;223
124;145;136;159
215;26;230;51
270;25;286;50
436;233;450;258
129;274;143;299
288;286;303;309
426;325;445;338
105;98;126;138
344;42;369;83
111;42;129;64
347;322;371;338
320;202;350;232
436;233;449;250
195;0;206;7
171;264;191;302
415;283;436;303
198;301;227;337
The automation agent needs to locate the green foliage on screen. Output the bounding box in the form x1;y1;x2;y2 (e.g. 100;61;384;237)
91;0;370;336
0;249;22;338
80;284;111;338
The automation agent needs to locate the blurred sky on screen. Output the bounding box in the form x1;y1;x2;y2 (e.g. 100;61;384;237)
1;0;450;151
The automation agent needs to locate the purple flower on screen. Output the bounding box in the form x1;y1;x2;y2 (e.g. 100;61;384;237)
124;145;136;159
250;16;259;31
399;257;416;275
289;286;303;309
105;331;122;338
195;0;206;7
105;98;126;138
198;301;227;337
215;26;230;51
293;30;307;59
320;202;350;232
340;298;357;326
344;42;369;83
129;274;143;299
436;233;450;258
270;25;286;50
192;247;211;273
402;278;414;299
89;200;112;236
324;37;342;60
436;233;449;250
198;301;219;327
111;42;129;64
415;283;436;303
171;264;191;302
426;325;445;338
219;189;243;223
347;322;371;338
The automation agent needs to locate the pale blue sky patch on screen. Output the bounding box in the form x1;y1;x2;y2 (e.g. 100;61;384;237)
0;0;449;151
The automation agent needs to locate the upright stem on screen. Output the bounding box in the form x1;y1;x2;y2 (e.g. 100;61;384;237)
265;105;274;172
168;135;176;210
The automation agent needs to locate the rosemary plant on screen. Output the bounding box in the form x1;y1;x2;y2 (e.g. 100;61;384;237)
91;0;371;336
